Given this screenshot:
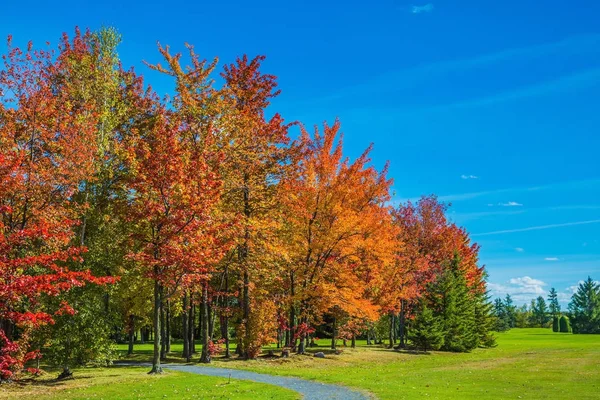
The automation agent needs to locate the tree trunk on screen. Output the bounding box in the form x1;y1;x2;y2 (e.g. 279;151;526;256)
399;300;406;348
223;265;230;358
128;314;135;355
200;284;211;363
149;276;163;374
351;335;356;348
388;313;394;348
160;293;166;360
331;316;337;350
166;300;171;353
188;297;195;358
182;292;189;360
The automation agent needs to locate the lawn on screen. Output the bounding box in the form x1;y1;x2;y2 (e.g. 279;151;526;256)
0;366;299;400
202;328;598;399
3;329;599;399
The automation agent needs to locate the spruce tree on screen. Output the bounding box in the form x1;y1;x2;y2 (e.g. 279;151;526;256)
504;294;516;328
428;254;476;352
493;298;509;331
471;272;496;347
408;299;443;352
568;277;600;334
532;296;549;327
548;287;561;319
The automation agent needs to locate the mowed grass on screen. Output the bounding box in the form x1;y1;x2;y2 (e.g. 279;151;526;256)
3;329;599;399
196;329;598;400
0;366;299;400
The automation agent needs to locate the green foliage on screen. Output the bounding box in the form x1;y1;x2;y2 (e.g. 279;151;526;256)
548;287;561;318
568;277;600;334
36;287;117;370
532;296;549;327
425;254;478;352
559;315;571;333
408;300;444;352
552;316;559;332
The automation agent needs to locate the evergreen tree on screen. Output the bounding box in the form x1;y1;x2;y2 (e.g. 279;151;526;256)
493;298;509;331
568;277;600;334
532;296;549;327
514;304;530;328
559;315;571;333
552;316;559;332
408;299;443;352
428;254;476;352
504;294;516;328
547;287;561;319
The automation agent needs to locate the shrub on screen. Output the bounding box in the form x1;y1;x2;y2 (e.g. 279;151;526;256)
552;316;559;332
559;315;571;333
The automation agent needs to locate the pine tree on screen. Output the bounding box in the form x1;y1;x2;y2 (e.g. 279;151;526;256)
504;294;516;328
408;300;443;352
532;296;549;327
548;288;561;319
568;277;600;334
493;298;509;331
428;254;476;352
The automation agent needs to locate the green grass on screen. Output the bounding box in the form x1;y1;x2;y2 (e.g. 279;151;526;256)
201;329;598;399
4;329;599;399
0;366;299;399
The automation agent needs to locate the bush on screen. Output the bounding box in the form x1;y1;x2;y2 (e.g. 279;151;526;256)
559;315;571;333
552;316;559;332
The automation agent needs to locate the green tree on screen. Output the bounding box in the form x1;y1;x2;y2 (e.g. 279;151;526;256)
408;300;443;352
568;277;600;334
428;254;476;352
504;294;516;328
532;296;549;327
548;288;561;319
559;315;571;333
493;298;509;331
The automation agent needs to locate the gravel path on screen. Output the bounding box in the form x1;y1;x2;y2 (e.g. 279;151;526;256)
132;363;369;400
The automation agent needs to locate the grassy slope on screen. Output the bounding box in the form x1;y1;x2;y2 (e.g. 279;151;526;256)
0;366;299;400
204;329;599;400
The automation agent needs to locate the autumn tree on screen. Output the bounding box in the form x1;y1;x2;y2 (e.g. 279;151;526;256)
280;120;393;353
0;32;113;380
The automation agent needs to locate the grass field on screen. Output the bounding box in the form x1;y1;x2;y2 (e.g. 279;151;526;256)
3;329;599;399
0;366;299;400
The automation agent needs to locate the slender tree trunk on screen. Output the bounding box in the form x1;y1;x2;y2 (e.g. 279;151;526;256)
182;292;189;360
289;271;296;350
351;335;356;348
128;314;135;355
331;316;337;350
208;299;214;340
160;293;166;360
388;313;394;348
241;172;251;360
399;300;406;348
223;265;230;358
188;297;195;359
149;276;162;374
165;300;171;353
200;284;211;363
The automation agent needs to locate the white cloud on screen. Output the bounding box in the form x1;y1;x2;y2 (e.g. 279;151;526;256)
461;174;478;180
544;257;559;261
515;247;525;252
412;4;434;14
489;276;547;303
567;280;600;293
499;201;523;207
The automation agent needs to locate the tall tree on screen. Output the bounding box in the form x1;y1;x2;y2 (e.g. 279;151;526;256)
568;277;600;334
548;288;561;319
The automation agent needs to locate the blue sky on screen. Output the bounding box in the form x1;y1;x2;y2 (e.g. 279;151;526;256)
2;0;599;306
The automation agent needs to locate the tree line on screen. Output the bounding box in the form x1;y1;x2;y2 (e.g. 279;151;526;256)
0;28;496;381
493;277;600;334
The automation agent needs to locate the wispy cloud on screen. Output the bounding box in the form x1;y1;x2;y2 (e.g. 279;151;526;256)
472;219;600;237
461;174;478;180
434;178;600;203
515;247;525;252
499;201;523;207
544;257;559;261
412;4;434;14
310;34;600;107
